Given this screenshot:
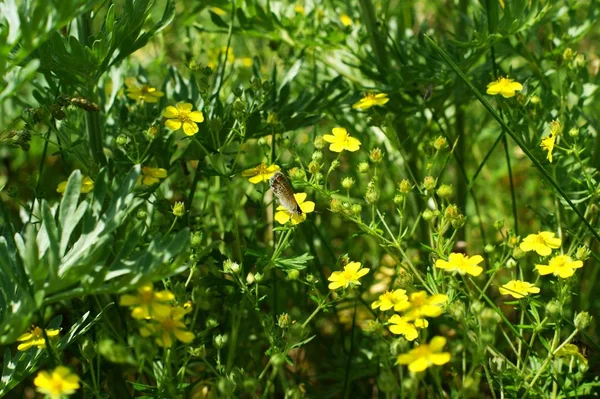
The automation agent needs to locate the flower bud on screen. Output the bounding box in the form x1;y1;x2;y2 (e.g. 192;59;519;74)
512;247;525;260
172;201;185;217
206;317;219;329
116;134;128;147
506;258;517;269
508;235;519;248
572;54;586;68
312;151;323;162
341;177;355;189
330;198;342;213
233;87;243;97
233;98;245;113
493;220;504;230
365;188;379;204
447;300;466;321
549;119;563;136
562;47;575;61
569;127;579;137
545;299;562;320
422;209;435;221
288;167;306;181
209;117;223;133
314;172;323;182
254;272;264;283
147;125;158;139
369;148;383;163
436;184;453;199
308;161;321;175
393;194;404;205
286;269;300;280
358;162;370;173
136;209;148;220
330;159;340;170
314;136;325;149
261;80;271;91
267;112;278;125
213;334;228;349
484;244;495;253
398;179;412;193
277;313;291;328
423;176;436;191
575;245;591;261
574;311;592;331
530;95;541;105
188;344;206;358
432;136;447;151
350;204;362;216
451;214;466;229
191;232;202;248
444;204;459;219
470;301;485;314
223;259;241;274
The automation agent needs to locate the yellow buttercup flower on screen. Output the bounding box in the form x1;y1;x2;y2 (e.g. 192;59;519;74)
56;176;94;195
241;163;280;184
323;127;361;152
294;4;305;14
16;326;60;351
397;336;451;372
519;231;561;256
119;283;175;320
556;343;588;365
371;289;410;311
34;366;80;399
162;102;204;136
535;255;583;279
126;84;164;103
352;93;389;110
328;261;370;290
139;166;167;186
139;305;195;348
402;291;448;321
540;133;557;162
274;192;315;225
435;253;484;277
499;280;540;299
388;315;428;341
340;14;353;27
486;77;523;98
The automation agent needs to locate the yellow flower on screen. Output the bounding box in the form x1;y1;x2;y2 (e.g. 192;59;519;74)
556;343;588;365
56;176;94;195
238;57;253;68
241;163;280;184
139;166;167;186
328;261;370;290
274;192;315;225
435;253;484;277
119;283;175;320
535;255;583;279
371;289;410;311
499;280;540;299
402;291;448;321
540;132;557;162
340;14;353;27
388;315;428;341
486;77;523;98
519;231;561;256
162;102;204;136
397;336;451;372
139;305;195;348
172;202;185;217
126;84;164;103
34;366;80;399
294;4;305;14
352;93;389;110
16;326;60;351
323;127;361;152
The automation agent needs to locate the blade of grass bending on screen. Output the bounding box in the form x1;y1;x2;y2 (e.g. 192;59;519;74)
425;35;600;244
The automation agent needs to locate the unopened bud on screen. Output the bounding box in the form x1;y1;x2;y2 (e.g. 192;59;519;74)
423;176;436;191
314;136;325;149
575;245;590;261
369;148;383;163
277;313;291;328
136;209;148;220
436;184;453;199
312;151;323;162
286;269;300;280
116;134;128;147
172;201;185;217
493;220;504;230
545;299;562;320
350;204;362;215
342;177;354;189
569;127;579;137
308;161;321;174
398;179;412;194
358;162;370;173
213;334;228;349
574;311;592;330
432;136;447;151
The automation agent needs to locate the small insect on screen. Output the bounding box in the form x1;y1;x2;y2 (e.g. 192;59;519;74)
269;171;302;215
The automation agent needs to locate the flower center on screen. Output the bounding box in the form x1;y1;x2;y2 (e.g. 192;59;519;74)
32;327;43;339
140;290;154;304
256;164;268;174
178;111;191;122
51;380;65;393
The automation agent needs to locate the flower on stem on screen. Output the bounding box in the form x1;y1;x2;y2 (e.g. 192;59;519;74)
162;102;204;136
56;176;94;194
435;253;484;277
139;305;195;348
323;127;361;152
535;255;583;278
274;193;315;225
397;336;451;372
172;202;185;217
34;366;80;399
388;315;427;341
328;262;369;290
402;291;448;321
519;231;561;256
139;166;167;186
486;77;523;98
119;283;175;320
352;93;389;110
241;163;280;184
499;280;540;299
371;289;410;311
17;326;60;351
126;82;164;103
340;14;353;27
540;132;557;162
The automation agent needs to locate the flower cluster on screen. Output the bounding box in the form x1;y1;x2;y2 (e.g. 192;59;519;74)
119;284;195;348
519;231;583;279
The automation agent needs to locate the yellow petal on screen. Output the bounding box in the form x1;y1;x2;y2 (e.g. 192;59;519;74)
165;119;182;131
299;200;315;213
182;121;199;136
189;111;204;123
294;192;308;203
274;211;292;224
248;174;265;184
408;358;429;372
162;106;179;118
176;102;193;112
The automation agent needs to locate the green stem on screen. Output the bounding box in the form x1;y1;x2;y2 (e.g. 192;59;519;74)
342;297;358;399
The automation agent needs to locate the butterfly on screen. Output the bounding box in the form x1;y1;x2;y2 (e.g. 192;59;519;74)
269;171;302;215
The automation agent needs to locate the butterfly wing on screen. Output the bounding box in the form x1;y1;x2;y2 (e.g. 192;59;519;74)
269;171;302;215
